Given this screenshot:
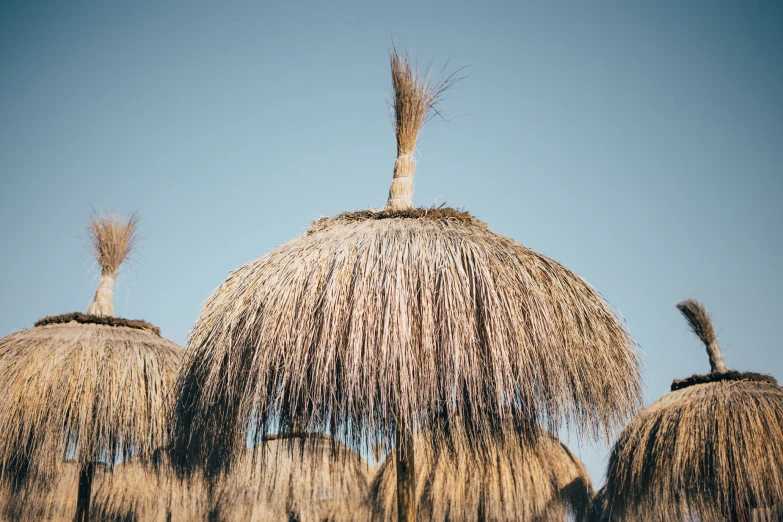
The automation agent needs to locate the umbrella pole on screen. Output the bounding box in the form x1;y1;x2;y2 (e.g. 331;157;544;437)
74;461;94;522
395;425;415;522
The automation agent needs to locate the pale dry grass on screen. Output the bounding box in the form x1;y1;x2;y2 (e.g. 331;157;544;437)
172;208;642;475
0;320;183;484
211;434;372;522
0;461;89;521
89;213;137;278
600;301;783;521
370;429;593;522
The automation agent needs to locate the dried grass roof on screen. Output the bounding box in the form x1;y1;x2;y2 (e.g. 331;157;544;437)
173;203;641;473
89;212;137;278
211;435;373;522
600;300;783;521
0;461;89;521
76;434;371;522
370;429;593;521
0;320;182;483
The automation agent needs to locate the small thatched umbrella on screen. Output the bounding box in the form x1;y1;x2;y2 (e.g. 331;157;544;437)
601;299;783;522
172;49;641;522
90;452;210;522
211;433;373;522
370;428;593;522
0;214;183;522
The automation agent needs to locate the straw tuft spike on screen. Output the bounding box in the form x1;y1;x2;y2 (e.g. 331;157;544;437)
677;299;729;374
385;48;461;211
86;212;137;317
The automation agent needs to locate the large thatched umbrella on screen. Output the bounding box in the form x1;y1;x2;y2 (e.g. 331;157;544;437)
172;50;642;522
0;214;183;522
600;299;783;522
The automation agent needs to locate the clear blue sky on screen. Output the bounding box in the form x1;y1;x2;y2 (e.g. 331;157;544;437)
1;1;781;487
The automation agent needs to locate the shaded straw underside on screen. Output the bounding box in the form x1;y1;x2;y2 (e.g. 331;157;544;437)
370;429;593;522
0;461;89;521
0;322;182;483
173;210;641;474
4;435;372;522
603;380;783;521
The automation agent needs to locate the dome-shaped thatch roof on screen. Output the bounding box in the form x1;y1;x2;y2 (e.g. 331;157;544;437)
601;300;783;522
370;429;593;522
211;434;373;522
172;51;642;481
0;214;183;521
75;434;371;522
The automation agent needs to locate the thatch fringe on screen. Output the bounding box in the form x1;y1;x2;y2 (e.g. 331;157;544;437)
0;461;81;521
602;379;783;521
677;298;729;373
86;213;137;317
0;321;182;483
172;204;642;475
370;429;593;521
599;301;783;521
385;49;461;211
34;312;161;335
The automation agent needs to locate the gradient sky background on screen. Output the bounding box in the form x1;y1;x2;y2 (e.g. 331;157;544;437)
1;1;781;487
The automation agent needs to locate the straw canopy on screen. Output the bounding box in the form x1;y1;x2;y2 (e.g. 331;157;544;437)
211;434;373;522
601;299;783;522
172;50;641;482
0;213;183;521
370;428;593;522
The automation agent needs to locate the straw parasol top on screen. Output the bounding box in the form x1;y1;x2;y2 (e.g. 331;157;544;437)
172;49;642;473
370;428;593;522
211;434;373;522
0;213;183;484
601;299;783;521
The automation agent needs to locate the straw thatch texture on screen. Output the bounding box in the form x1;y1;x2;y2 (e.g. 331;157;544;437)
91;454;210;522
173;206;641;473
87;214;137;317
0;319;182;483
211;434;373;522
602;379;783;521
0;461;111;522
370;429;593;522
385;50;460;211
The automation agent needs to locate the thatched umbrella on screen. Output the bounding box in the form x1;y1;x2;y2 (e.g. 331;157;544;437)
90;451;210;522
87;433;371;522
172;49;642;522
211;433;373;522
370;428;593;522
600;299;783;522
0;214;183;522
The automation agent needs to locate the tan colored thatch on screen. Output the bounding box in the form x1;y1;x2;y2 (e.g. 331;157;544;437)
210;434;373;522
90;453;210;522
0;213;183;522
600;300;783;522
386;49;460;211
0;461;111;522
0;320;182;482
87;213;137;317
173;206;641;472
370;429;593;522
